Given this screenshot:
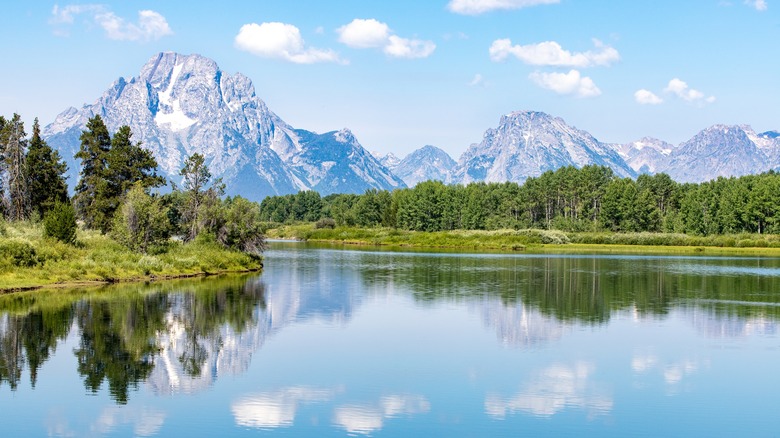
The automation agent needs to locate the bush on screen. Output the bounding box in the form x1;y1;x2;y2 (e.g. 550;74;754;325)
315;218;337;229
0;241;39;267
43;202;77;244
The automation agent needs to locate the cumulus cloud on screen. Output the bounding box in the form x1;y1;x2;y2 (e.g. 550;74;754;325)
490;38;619;67
337;18;390;48
235;22;343;64
634;89;664;105
448;0;559;15
384;36;436;59
529;70;601;98
336;18;436;59
664;78;716;104
745;0;768;11
50;4;172;41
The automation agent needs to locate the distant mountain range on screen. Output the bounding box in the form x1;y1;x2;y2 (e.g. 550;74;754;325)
44;52;780;200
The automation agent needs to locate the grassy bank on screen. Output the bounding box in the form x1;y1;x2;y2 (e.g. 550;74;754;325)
267;223;780;255
0;221;262;292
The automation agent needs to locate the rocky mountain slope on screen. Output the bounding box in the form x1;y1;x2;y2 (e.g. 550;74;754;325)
451;111;636;184
43;52;404;201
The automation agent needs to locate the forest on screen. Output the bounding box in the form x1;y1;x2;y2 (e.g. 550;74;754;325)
259;165;780;237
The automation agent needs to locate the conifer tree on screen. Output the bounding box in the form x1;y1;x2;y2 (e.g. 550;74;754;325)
26;118;69;217
74;115;112;231
0;114;29;220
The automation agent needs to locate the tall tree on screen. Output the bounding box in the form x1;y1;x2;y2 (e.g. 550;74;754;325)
179;153;212;240
74;115;112;231
26;118;69;217
0;114;29;220
106;125;164;196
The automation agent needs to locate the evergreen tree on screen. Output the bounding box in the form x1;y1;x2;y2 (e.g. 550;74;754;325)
74;117;163;233
0;114;29;220
107;125;164;196
26;118;69;217
74;115;112;231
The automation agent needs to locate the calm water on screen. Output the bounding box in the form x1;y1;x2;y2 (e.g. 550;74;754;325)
2;241;780;437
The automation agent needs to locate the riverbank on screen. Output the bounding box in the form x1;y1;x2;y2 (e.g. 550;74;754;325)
267;224;780;256
0;222;262;292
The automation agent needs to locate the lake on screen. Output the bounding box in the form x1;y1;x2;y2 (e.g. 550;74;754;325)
2;241;779;436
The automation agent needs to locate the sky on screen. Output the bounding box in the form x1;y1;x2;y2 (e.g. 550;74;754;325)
1;0;778;159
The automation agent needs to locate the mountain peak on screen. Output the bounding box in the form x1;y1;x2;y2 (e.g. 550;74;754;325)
43;52;404;201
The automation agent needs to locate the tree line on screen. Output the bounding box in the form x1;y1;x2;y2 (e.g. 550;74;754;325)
0;113;263;255
259;165;780;236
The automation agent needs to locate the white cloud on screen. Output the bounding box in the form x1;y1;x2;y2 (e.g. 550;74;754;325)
529;70;601;98
634;89;664;105
745;0;768;11
235;22;343;64
448;0;559;15
384;35;436;59
337;18;390;48
50;4;172;41
490;38;619;67
664;78;715;105
336;18;435;59
469;73;485;86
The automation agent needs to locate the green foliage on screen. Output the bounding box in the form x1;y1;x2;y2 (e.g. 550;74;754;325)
74;116;163;233
315;217;337;229
1;113;29;220
43;202;77;244
26;119;69;218
0;240;38;267
216;196;266;256
111;183;170;254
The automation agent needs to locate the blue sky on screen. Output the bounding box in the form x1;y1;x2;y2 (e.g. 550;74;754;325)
1;1;778;158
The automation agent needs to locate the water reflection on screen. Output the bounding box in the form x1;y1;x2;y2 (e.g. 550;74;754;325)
1;244;780;437
332;395;431;435
485;362;613;419
232;386;337;429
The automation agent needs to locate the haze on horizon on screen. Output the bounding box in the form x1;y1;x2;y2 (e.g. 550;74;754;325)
1;0;778;159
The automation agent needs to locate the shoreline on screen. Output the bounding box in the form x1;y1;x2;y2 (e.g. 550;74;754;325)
0;267;263;294
267;224;780;257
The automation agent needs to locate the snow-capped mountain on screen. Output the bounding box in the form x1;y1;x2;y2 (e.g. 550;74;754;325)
43;52;403;201
610;137;675;175
661;125;771;183
452;111;636;184
388;145;456;187
374;151;401;169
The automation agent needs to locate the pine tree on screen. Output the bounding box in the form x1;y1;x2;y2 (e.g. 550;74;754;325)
106;125;164;196
0;114;29;220
74;115;112;231
74;117;163;233
26;118;69;218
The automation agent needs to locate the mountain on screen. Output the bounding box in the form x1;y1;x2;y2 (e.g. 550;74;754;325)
43;52;404;201
452;111;636;185
388;145;456;187
610;137;675;175
662;125;771;183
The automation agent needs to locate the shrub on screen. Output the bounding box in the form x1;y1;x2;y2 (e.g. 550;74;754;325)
315;218;337;229
43;202;77;244
0;241;39;267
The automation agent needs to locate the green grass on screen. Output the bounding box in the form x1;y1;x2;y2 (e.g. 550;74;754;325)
0;221;262;291
267;223;780;255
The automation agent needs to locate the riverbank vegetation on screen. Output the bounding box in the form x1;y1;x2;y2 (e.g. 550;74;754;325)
259;165;780;251
267;223;780;254
0;113;264;291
